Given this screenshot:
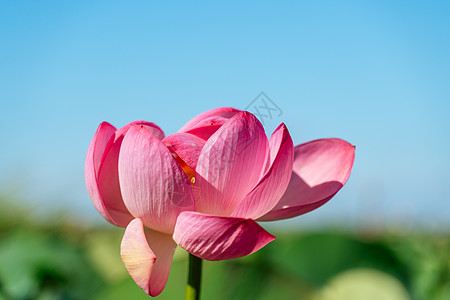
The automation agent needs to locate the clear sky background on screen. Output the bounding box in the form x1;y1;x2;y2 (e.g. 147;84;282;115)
1;1;449;230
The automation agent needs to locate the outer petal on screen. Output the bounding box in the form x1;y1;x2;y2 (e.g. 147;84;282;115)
179;107;241;133
85;122;135;227
119;125;195;234
86;121;164;228
121;218;176;297
163;133;206;171
231;124;294;219
173;212;275;261
194;111;269;216
258;138;355;221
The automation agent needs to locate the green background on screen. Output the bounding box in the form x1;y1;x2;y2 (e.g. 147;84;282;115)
1;199;448;300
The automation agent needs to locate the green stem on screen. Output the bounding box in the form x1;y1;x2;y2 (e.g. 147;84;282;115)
185;253;203;300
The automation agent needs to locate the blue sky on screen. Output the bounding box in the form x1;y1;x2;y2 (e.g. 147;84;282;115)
1;1;449;230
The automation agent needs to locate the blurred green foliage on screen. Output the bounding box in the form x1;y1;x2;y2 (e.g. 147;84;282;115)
0;198;448;300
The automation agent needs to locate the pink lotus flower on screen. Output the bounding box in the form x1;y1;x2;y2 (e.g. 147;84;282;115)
85;107;355;296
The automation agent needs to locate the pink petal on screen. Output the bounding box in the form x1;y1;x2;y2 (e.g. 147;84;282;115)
91;122;117;177
163;133;206;171
121;218;176;297
194;111;269;216
85;122;133;227
173;212;275;261
119;125;195;234
115;120;165;141
231;124;294;219
258;138;355;221
179;107;241;133
86;121;164;228
181;116;234;140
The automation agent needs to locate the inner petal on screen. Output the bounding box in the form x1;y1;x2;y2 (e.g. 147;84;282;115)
165;144;196;186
